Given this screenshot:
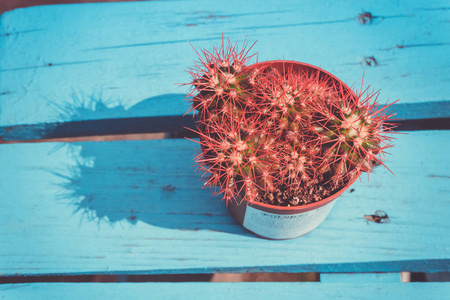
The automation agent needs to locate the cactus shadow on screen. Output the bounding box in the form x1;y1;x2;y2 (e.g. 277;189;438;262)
52;94;252;237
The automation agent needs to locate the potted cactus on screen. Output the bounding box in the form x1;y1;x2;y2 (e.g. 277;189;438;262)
185;39;396;239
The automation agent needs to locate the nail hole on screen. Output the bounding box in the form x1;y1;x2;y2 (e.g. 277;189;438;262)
357;12;374;25
364;210;390;223
360;56;378;67
162;184;176;192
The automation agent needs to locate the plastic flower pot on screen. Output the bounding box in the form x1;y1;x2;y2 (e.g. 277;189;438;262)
227;173;359;240
225;61;361;240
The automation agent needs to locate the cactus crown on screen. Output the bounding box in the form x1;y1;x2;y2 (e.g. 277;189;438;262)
186;39;396;206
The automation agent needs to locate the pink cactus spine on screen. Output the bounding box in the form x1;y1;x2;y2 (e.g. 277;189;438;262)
186;39;396;206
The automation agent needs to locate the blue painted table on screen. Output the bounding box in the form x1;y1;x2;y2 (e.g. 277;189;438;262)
0;1;449;299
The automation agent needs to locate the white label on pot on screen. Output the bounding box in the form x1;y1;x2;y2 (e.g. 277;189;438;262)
243;201;336;239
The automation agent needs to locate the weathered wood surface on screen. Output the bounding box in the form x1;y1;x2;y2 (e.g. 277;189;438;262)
1;283;449;300
1;0;449;128
0;131;448;276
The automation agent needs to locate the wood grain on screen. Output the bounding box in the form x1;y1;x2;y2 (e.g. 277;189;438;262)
1;0;449;127
0;131;448;276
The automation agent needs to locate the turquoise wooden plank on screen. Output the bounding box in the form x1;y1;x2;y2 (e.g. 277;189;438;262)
1;0;449;127
1;283;449;300
0;130;448;276
321;272;401;283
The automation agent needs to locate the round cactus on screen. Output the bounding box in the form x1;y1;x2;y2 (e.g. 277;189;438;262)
186;39;396;206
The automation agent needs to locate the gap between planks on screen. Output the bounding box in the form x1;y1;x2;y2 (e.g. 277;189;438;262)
0;133;170;144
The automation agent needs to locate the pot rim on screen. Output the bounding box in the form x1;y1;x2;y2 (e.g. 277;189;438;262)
245;60;354;93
